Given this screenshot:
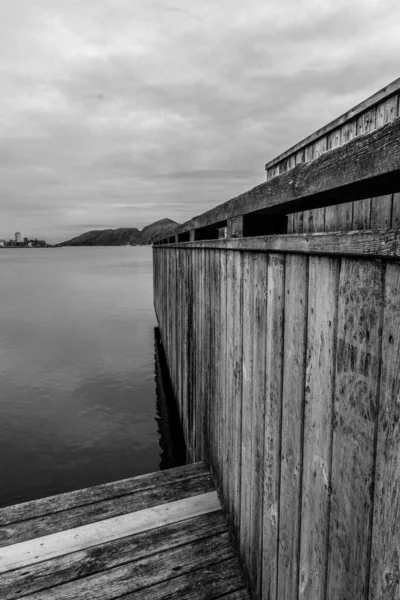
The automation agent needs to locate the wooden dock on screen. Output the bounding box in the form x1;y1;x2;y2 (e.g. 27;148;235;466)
0;462;249;599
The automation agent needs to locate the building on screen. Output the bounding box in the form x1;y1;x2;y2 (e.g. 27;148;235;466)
15;232;22;244
0;240;5;247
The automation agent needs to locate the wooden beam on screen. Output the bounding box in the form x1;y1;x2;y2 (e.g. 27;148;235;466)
155;229;400;260
154;117;400;241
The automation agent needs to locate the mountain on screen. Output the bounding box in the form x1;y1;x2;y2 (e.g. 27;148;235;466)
59;219;178;247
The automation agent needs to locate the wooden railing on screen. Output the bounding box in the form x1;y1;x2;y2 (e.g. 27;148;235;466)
153;78;400;600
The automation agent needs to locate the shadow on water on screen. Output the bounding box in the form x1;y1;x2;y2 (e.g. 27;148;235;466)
154;327;187;469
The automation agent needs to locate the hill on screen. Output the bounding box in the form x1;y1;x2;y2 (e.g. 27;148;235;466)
59;219;178;246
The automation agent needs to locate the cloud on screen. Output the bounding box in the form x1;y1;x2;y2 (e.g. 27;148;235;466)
0;0;399;241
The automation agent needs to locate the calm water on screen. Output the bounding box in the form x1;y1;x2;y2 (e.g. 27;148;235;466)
0;247;179;508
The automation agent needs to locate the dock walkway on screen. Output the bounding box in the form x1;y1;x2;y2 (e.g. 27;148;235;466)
0;462;249;599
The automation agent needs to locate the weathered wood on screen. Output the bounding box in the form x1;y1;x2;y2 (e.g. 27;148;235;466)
0;491;220;573
0;462;209;527
119;557;248;600
392;192;400;228
157;229;400;260
324;202;353;232
298;256;339;600
0;511;227;600
277;254;308;600
19;534;237;600
262;253;285;600
240;253;255;571
370;194;393;228
0;474;214;548
327;258;383;599
249;253;268;598
230;251;243;534
369;262;400;600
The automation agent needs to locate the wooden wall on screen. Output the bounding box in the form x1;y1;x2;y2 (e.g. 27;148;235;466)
153;244;400;600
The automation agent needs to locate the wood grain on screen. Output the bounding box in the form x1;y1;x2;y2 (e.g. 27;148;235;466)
369;262;400;600
0;511;227;600
262;253;285;600
277;254;308;600
327;258;383;599
21;534;238;600
298;256;339;600
0;491;220;573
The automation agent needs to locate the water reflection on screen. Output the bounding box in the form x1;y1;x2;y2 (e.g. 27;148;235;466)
154;327;186;470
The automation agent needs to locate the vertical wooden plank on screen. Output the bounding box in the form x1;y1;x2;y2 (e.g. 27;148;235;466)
369;262;400;600
341;120;357;144
287;214;294;234
214;249;222;488
220;250;228;503
231;251;244;535
277;254;308;600
262;253;285;600
186;248;194;462
302;210;313;233
298;256;339;600
370;194;393;229
249;253;268;598
325;202;353;232
226;250;235;524
391;192;400;228
327;258;383;600
208;250;216;471
357;107;377;135
311;208;325;232
293;212;304;234
353;199;371;230
240;252;255;573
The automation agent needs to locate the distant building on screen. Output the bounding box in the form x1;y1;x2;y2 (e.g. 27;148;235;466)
15;232;22;244
0;240;5;247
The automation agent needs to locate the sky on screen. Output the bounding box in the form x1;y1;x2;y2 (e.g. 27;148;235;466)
1;0;399;243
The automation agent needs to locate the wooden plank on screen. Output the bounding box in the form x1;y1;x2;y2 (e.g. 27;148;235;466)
225;250;235;525
326;258;383;599
293;211;304;234
249;253;268;597
370;194;393;228
369;262;400;600
262;253;285;600
298;256;339;600
158;230;400;260
231;251;243;534
158;117;400;239
392;192;400;228
0;491;220;572
116;557;248;600
0;511;228;599
19;534;237;600
220;250;228;505
352;199;371;230
277;254;308;600
240;253;255;572
0;463;209;527
0;473;215;548
324;202;353;232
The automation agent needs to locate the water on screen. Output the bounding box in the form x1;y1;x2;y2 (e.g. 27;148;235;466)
0;247;182;508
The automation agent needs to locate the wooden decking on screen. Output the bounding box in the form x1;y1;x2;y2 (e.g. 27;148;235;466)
0;462;249;599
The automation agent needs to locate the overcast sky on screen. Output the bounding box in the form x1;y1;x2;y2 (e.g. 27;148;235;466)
1;0;399;242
